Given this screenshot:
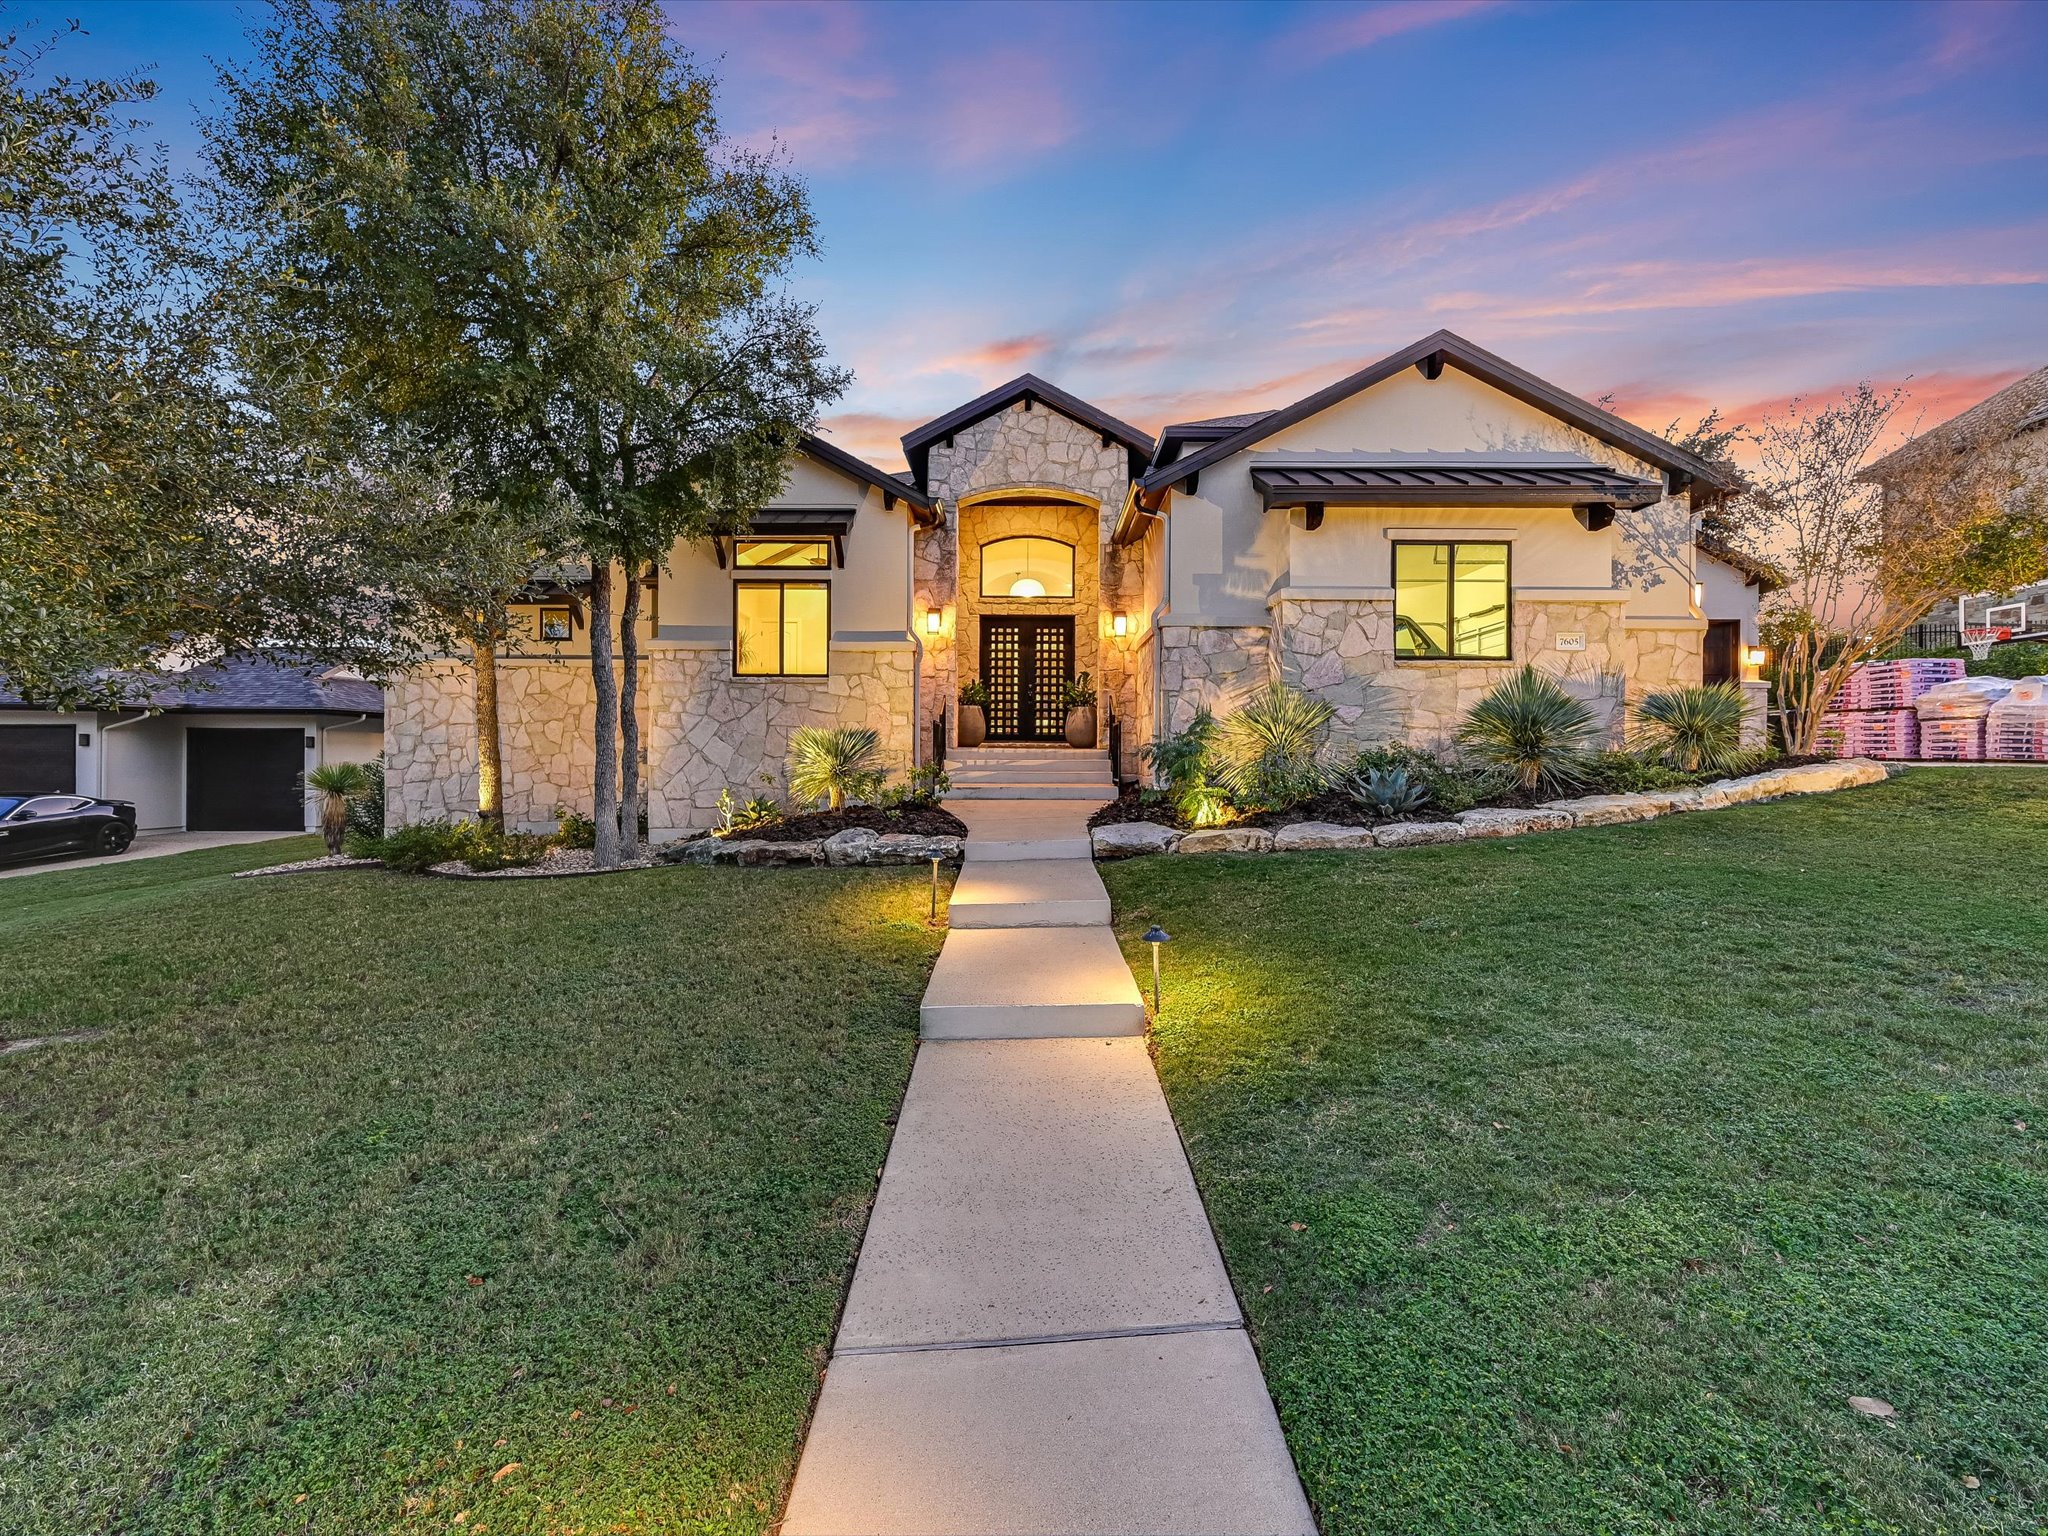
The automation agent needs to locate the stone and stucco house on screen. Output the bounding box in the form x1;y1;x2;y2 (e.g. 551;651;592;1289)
385;330;1763;838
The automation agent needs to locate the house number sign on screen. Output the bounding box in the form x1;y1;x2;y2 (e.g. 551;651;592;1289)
1555;631;1587;652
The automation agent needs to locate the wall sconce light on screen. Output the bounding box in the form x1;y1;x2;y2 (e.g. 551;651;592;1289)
1112;611;1130;637
925;608;943;635
1691;580;1705;608
304;734;317;751
1143;925;1171;1012
1745;645;1767;667
78;732;92;749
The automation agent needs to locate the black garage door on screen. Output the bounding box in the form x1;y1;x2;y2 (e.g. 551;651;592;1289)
0;725;77;795
187;728;305;831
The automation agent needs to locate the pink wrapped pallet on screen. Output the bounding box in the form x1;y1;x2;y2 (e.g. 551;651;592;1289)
1839;657;1968;710
1985;678;2048;761
1916;718;1987;760
1823;708;1919;759
1914;677;2013;720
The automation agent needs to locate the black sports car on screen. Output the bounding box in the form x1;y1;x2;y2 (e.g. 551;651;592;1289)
0;794;138;866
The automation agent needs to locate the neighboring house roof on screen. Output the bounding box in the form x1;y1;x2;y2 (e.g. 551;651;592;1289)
1864;364;2048;481
1246;451;1663;511
1697;531;1781;593
901;374;1157;491
798;431;938;523
0;653;386;716
1135;330;1740;502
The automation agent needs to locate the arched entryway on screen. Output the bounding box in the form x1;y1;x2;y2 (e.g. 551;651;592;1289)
957;488;1102;745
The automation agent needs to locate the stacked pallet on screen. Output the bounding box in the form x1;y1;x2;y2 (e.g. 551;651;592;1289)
1987;677;2048;761
1911;677;2013;761
1822;659;1965;760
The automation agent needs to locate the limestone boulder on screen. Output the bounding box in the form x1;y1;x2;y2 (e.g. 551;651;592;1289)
657;837;721;865
865;833;964;865
1455;807;1574;839
1539;794;1667;827
1272;821;1376;852
1372;820;1466;848
822;827;882;867
1091;822;1183;859
1175;827;1276;855
735;838;825;867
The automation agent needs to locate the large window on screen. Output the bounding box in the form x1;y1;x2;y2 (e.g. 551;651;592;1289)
1393;541;1511;660
735;538;831;569
735;581;829;676
980;536;1075;599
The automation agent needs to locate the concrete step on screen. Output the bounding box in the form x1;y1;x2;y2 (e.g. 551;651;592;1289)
782;1328;1315;1536
947;782;1114;801
921;926;1145;1038
947;800;1099;861
948;859;1111;928
949;752;1107;770
948;763;1114;784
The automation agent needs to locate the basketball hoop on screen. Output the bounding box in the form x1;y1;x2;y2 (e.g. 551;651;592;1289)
1963;627;2004;661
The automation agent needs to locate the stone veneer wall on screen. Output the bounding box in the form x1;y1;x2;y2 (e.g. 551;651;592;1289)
917;398;1141;762
1270;596;1632;752
645;641;917;836
1155;624;1274;734
383;657;643;832
1620;622;1706;703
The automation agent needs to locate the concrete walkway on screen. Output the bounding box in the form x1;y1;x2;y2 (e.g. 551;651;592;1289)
784;785;1314;1536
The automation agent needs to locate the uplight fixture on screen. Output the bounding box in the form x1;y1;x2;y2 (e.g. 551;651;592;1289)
1143;925;1171;1013
1111;611;1130;637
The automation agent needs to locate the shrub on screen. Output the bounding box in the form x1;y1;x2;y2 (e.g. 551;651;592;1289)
361;819;479;873
905;763;951;805
1141;707;1222;823
1349;743;1497;815
787;726;885;811
342;757;385;843
716;786;781;834
554;806;597;849
1344;764;1430;818
1578;752;1700;795
460;830;551;872
1456;666;1601;796
1634;682;1754;775
1211;684;1334;811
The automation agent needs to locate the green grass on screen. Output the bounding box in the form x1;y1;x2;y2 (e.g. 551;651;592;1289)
1104;770;2048;1535
0;839;941;1535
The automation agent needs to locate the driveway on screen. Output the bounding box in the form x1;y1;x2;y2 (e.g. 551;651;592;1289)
0;830;304;881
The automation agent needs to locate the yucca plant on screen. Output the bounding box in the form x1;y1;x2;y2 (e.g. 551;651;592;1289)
1634;681;1753;775
787;726;885;811
1456;665;1601;796
1211;684;1334;811
304;762;369;856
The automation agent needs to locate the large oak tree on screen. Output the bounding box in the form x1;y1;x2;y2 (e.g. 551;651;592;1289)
212;0;847;863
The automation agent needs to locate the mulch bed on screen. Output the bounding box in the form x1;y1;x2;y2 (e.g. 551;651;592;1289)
729;803;969;844
1088;789;1377;831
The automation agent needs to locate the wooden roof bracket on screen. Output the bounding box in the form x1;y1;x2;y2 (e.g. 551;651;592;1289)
1575;503;1618;531
1417;351;1447;381
1304;502;1325;531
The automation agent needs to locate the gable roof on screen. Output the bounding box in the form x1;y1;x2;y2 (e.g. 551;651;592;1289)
1;652;385;716
901;374;1156;491
798;432;938;524
1134;330;1739;503
1864;364;2048;480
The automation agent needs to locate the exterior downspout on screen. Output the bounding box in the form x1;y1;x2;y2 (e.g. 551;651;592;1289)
319;714;371;763
96;710;152;803
907;507;923;768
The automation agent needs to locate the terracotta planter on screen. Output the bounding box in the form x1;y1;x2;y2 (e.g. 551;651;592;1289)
1064;705;1097;749
958;704;987;748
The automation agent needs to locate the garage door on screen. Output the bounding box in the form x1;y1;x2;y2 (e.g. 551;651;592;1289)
0;725;77;795
186;728;305;831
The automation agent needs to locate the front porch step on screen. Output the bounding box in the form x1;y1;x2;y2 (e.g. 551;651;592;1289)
948;764;1115;785
946;782;1114;801
949;752;1107;769
948;859;1111;928
921;927;1145;1038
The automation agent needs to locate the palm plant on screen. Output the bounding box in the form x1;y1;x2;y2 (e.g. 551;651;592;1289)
1211;684;1334;811
1456;665;1601;796
786;726;885;812
1634;682;1753;774
304;762;370;856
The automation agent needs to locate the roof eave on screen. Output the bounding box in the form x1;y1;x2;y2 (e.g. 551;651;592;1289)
798;432;936;522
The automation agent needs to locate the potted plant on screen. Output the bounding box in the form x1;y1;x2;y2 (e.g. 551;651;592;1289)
1063;671;1098;749
959;680;989;748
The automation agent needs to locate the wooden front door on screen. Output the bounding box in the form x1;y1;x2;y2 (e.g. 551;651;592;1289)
1703;619;1741;684
980;616;1075;741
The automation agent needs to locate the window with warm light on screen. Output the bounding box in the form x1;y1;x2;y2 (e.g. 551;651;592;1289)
1394;541;1511;660
735;538;831;569
734;581;829;676
980;536;1075;599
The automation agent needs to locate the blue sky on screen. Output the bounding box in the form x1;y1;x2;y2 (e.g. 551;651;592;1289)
40;0;2048;468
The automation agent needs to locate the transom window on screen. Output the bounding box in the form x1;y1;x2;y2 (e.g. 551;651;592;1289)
734;581;829;677
980;536;1075;600
1393;541;1511;660
735;538;831;569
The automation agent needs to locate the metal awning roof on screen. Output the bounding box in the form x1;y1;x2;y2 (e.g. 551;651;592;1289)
1248;452;1665;511
746;507;856;536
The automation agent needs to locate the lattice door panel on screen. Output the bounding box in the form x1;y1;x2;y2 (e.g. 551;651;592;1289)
1029;625;1070;739
984;623;1023;738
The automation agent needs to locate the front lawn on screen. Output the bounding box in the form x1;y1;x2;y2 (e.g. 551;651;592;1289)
0;841;940;1535
1105;769;2048;1534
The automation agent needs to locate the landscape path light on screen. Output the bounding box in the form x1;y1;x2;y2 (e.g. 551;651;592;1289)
930;854;943;923
1143;925;1171;1013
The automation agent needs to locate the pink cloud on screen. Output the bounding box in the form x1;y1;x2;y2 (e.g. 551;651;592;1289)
814;412;918;473
924;47;1079;171
1275;0;1504;60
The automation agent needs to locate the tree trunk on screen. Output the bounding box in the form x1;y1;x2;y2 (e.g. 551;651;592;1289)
618;563;643;861
588;562;621;868
473;632;505;830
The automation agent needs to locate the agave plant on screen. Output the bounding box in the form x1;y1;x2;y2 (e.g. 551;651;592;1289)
1634;682;1753;775
1344;764;1431;819
786;726;885;811
1456;665;1601;796
1211;684;1334;811
304;761;370;856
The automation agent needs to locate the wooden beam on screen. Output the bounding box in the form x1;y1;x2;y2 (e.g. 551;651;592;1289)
1180;469;1198;495
1575;503;1617;531
1417;351;1446;381
1304;503;1325;531
1664;468;1692;497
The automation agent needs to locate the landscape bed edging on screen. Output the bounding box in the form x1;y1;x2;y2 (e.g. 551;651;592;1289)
1091;758;1893;859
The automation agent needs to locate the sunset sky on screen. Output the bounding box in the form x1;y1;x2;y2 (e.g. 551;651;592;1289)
55;0;2048;469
